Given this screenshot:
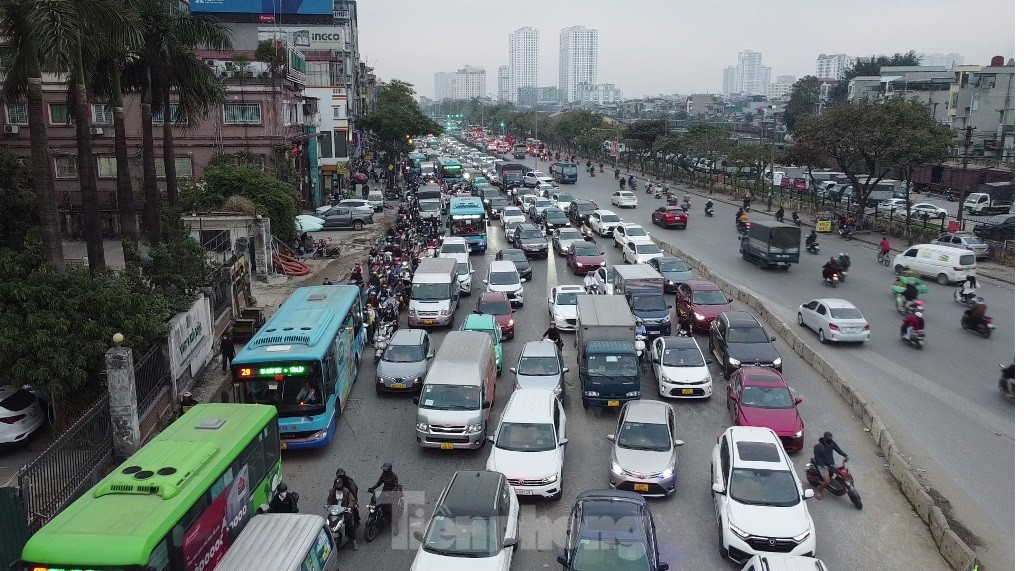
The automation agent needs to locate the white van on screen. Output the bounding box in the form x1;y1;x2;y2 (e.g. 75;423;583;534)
409;257;459;327
485;389;567;499
893;243;977;285
213;513;335;571
741;554;829;571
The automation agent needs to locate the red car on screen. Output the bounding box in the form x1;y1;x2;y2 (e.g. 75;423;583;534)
652;206;688;229
475;292;515;340
566;242;607;275
676;280;733;333
726;367;805;451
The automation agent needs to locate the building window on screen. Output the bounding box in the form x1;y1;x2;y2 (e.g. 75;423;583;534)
92;104;113;126
155;157;194;179
153;103;186;125
319;131;333;159
6;103;27;125
54;156;77;178
223;103;261;125
97;156;118;179
332;105;341;119
49;103;70;125
333;130;348;158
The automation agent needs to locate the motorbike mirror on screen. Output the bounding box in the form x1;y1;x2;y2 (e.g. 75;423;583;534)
803;488;816;500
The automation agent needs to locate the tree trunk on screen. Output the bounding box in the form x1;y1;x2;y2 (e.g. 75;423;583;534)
73;52;106;274
111;67;138;251
161;89;178;206
25;49;65;269
140;69;162;244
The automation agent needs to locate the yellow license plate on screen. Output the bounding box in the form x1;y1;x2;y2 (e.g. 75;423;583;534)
633;483;649;492
608;401;620;407
681;389;694;395
423;319;434;325
390;383;407;389
440;442;454;450
280;442;287;450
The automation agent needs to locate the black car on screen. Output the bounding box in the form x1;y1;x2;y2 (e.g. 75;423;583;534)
973;214;1014;241
512;224;549;259
541;208;573;235
488;196;510;219
557;490;669;571
708;311;781;377
496;248;533;280
568;199;599;226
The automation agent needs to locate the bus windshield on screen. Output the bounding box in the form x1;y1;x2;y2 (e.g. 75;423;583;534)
452;218;486;236
240;362;326;414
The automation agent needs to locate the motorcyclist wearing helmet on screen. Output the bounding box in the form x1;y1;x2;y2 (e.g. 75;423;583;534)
822;257;841;280
634;318;648;339
543;320;563;351
269;482;298;513
812;432;849;499
583;270;600;293
333;469;360;526
964;299;988;330
805;229;818;249
368;463;402;525
901;311;925;340
327;480;358;549
704;199;714;214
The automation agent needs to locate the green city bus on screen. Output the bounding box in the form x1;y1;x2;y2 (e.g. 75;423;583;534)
21;403;282;571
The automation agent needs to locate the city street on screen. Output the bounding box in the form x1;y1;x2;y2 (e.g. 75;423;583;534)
278;196;950;569
530;163;1015;567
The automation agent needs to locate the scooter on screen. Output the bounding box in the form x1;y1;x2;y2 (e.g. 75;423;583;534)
326;503;354;548
705;206;715;217
824;272;841;287
645;185;654;195
902;327;925;349
364;487;405;542
953;283;977;306
961;311;994;338
839;225;854;240
634;334;647;361
999;364;1014;399
805;242;820;255
805;460;863;510
895;297;924;315
737;220;751;234
654;190;663;199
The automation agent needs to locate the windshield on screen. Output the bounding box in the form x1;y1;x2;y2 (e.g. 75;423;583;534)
635;243;662;254
501;251;527;262
729;468;801;507
573;245;600;256
619;192;636;200
726;326;770;343
546;211;568;222
411;282;451;301
662;346;705;367
490;198;509;209
560;165;578;175
240;362;325;414
368;192;383;201
741;386;794;409
420;201;440;211
571;539;652;571
830;307;862;320
479;299;512;315
658;260;688;272
617;421;671;452
456;263;470;276
534;200;554;209
558;230;583;241
557;194;575;203
503;208;524;218
382;343;426;363
517;356;561;376
490;271;520;286
452;219;486;237
692;290;729;305
576;204;596;215
586;353;638;376
440;242;467;254
495;422;556;452
631;296;666;311
555;291;580;306
601;214;621;223
419;384;481;410
519;228;544;239
625;227;647;236
422;515;499;558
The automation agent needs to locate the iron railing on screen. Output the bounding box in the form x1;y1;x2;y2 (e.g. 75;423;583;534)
134;344;170;415
208;270;233;320
17;394;113;533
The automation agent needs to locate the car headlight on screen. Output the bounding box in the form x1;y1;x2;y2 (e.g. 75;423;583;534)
313;428;328;439
626;390;640;397
540;474;558;484
793;430;803;438
667;280;674;285
599;261;606;266
793;527;812;543
693;312;706;321
659;467;675;479
416;422;428;431
575;260;583;266
702;374;712;385
729;524;751;539
728;357;741;367
507;320;514;327
772;357;782;367
611;462;625;476
467;423;483;433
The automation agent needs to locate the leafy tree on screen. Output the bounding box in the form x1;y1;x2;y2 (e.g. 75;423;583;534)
182;163;300;240
132;212;219;308
784;75;822;131
684;124;731;180
829;51;920;105
622;120;669;169
356;80;441;184
0;148;37;249
793;97;955;218
726;143;772;189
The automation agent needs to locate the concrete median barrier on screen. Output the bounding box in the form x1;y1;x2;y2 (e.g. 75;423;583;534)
652;236;979;571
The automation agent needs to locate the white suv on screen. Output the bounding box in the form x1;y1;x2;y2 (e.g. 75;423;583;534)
485;389;567;499
711;426;816;563
484;260;525;306
438;236;469;257
612;223;651;249
588;209;622;237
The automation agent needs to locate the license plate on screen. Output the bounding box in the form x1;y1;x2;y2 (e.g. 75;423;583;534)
423;319;434;325
390;383;407;389
518;489;533;495
681;388;694;395
280;442;287;450
633;483;649;492
607;400;620;407
439;442;454;450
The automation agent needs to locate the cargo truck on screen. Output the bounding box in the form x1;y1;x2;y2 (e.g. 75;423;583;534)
575;296;642;408
964;181;1014;215
605;264;672;337
739;221;801;269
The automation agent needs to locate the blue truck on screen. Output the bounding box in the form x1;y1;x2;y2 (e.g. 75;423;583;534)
575;295;642;409
740;221;801;270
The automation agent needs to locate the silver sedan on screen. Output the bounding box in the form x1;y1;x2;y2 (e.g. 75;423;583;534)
607;400;683;497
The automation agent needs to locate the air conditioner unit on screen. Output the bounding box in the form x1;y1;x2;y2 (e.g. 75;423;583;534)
90;126;104;135
3;124;19;134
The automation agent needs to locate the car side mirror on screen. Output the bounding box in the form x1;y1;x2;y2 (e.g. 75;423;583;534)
486;435;494;443
727;297;734;303
483;400;492;408
520;278;526;283
667;305;673;310
770;336;777;341
728;394;738;401
412;530;424;542
794;397;803;405
606;434;615;442
559;438;569;446
509;367;517;374
674;439;684;446
557;556;569;566
512;309;516;313
712;483;726;495
804;488;816;499
473;309;481;314
658;563;670;571
483;280;489;284
412;396;419;405
470;269;476;274
562;367;570;373
502;537;519;548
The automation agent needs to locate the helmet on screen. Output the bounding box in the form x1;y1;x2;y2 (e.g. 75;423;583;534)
334;480;345;490
336;469;346;478
914;311;923;318
382;463;393;472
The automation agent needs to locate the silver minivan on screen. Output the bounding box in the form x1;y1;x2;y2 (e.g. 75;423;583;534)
511;341;568;399
213;513;335;571
409;257;459;327
414;331;497;450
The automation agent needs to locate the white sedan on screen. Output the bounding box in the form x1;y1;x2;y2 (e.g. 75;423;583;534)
797;298;871;343
909;203;949;219
611;190;638;208
548;285;586;330
612;223;651;249
651;336;713;398
623;239;665;265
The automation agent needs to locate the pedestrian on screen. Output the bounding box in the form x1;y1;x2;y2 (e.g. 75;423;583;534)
220;333;235;372
179;391;198;417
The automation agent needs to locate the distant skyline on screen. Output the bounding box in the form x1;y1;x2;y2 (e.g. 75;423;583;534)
356;0;1013;99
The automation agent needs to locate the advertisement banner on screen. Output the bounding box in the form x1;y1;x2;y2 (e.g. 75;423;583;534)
182;466;251;571
190;0;331;16
257;26;346;50
168;296;214;380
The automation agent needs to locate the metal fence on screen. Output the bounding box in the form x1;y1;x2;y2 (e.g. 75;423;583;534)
16;394;114;533
208;269;233;319
134;344;170;415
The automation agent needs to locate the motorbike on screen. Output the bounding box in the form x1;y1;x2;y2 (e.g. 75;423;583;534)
584;283;601;295
364;487;405;542
805;241;820;255
999;364;1014;399
895;297;924;315
737;220;751;234
326;503;354;548
792;212;801;226
837;254;851;282
839;225;854;240
902;327;925;349
645;185;654;195
953;284;977;306
629;180;638;191
373;321;397;363
634;334;647;360
654;191;663;199
805;460;863;510
824;272;841;287
705;206;715;217
961;311;994;338
666;194;678;206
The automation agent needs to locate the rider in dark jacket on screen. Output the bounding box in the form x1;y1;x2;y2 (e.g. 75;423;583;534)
812;432;848;499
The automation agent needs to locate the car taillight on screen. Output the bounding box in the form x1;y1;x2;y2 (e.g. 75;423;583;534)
0;414;26;424
953;266;963;271
828;323;840;331
863;324;870;330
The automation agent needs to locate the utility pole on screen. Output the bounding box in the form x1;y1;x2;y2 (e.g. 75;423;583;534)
956;126;973;225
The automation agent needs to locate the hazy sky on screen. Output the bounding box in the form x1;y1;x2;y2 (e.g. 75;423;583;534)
357;0;1014;99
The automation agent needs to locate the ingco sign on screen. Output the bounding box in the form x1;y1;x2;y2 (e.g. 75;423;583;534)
257;26;345;50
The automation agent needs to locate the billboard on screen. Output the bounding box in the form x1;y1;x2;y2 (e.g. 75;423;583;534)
190;0;331;16
257;26;346;50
